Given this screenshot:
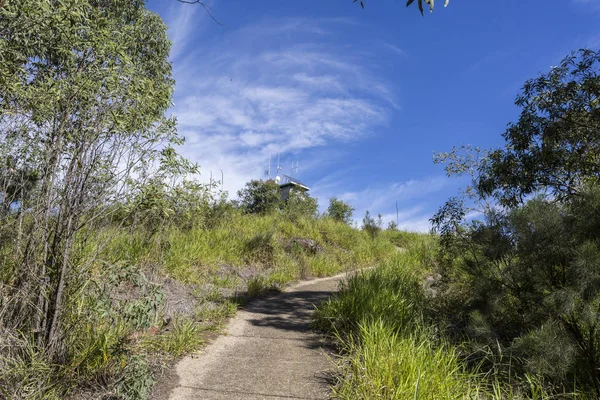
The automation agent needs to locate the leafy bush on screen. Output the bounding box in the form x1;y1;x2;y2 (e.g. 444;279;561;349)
326;198;355;224
115;355;154;400
428;49;600;397
237;179;281;215
281;190;318;221
361;210;382;239
434;187;600;393
314;235;572;399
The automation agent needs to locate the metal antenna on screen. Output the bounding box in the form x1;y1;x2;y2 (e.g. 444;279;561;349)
219;169;224;190
290;161;299;177
277;154;282;173
267;153;271;179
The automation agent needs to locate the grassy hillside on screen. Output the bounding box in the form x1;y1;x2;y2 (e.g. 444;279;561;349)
0;207;398;400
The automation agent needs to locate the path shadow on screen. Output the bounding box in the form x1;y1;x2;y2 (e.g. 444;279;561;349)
243;289;338;351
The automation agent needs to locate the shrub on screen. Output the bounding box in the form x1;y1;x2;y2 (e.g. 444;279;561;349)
361;210;382;239
326;198;354;224
434;185;600;394
281;190;318;221
387;220;398;231
237;179;280;215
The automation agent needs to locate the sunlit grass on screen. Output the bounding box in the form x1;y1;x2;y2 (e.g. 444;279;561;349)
312;234;579;400
2;210;403;399
333;321;488;400
140;319;203;357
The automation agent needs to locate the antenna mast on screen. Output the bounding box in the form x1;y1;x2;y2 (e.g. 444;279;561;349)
290;161;299;177
267;153;271;179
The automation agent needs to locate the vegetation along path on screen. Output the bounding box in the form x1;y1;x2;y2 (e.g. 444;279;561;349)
167;273;347;400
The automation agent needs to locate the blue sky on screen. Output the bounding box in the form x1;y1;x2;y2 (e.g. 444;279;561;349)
148;0;600;231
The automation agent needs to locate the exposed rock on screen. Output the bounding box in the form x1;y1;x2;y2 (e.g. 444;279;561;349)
423;273;442;298
286;237;323;255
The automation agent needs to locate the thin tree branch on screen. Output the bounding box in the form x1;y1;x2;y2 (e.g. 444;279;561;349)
176;0;223;26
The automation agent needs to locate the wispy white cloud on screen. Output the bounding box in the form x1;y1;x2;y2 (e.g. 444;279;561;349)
165;4;201;61
338;177;448;213
309;176;450;232
165;10;398;199
382;43;408;58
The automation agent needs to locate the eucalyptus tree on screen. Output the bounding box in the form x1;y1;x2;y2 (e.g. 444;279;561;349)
0;0;194;356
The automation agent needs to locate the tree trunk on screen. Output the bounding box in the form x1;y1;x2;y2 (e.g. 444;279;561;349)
46;213;73;357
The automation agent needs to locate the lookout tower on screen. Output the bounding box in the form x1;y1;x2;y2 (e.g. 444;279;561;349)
267;155;310;201
278;175;310;201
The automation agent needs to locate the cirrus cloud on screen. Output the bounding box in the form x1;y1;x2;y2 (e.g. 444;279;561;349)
166;10;397;195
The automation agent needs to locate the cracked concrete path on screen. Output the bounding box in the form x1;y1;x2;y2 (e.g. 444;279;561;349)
168;273;348;400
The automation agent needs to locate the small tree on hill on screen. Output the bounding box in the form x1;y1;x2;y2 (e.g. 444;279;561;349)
237;179;280;215
282;190;318;221
327;198;355;224
362;210;382;238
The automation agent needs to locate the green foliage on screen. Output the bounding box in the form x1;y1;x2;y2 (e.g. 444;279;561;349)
0;0;189;364
115;355;154;400
0;0;395;398
431;49;600;397
314;253;425;336
246;275;281;297
435;187;600;393
281;190;318;221
387;220;398;231
119;178;218;234
327;197;355;225
477;49;600;207
237;179;281;214
361;210;382;239
97;262;165;330
314;235;576;399
244;231;277;266
332;321;484;400
141;319;203;357
0;334;61;400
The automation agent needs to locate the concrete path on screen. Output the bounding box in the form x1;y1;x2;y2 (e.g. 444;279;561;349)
168;273;347;400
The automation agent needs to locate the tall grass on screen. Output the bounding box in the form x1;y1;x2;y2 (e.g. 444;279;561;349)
313;253;425;336
332;321;487;399
101;212;395;285
313;233;580;399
